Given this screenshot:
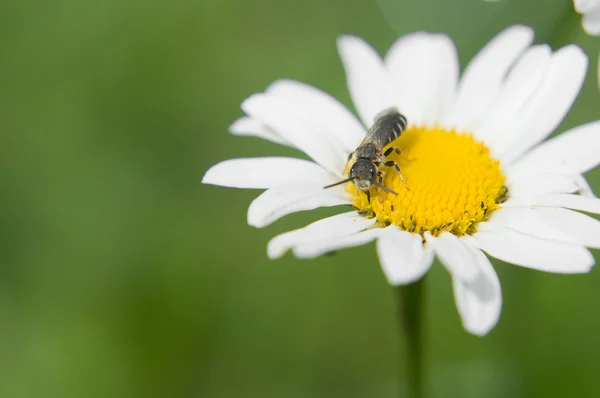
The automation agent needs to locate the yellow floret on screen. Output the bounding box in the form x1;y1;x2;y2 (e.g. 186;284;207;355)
349;125;506;236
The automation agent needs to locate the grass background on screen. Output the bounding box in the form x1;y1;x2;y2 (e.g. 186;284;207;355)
0;0;599;397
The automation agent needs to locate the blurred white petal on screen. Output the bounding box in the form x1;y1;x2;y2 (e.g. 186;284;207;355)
574;0;600;14
574;0;600;35
582;10;600;35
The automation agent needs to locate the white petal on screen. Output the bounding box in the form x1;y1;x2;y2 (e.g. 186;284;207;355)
267;211;375;259
503;193;600;214
487;207;600;248
293;228;381;259
452;244;502;336
376;228;433;285
496;45;588;164
202;157;336;189
583;10;600;35
509;121;600;175
242;94;348;175
475;45;551;146
444;25;534;131
425;231;478;281
337;35;398;128
229;117;292;146
574;0;600;14
507;171;597;198
247;182;351;228
507;172;580;196
539;208;600;248
467;224;594;273
485;207;579;243
572;174;597;197
266;79;366;153
427;232;502;335
385;32;458;126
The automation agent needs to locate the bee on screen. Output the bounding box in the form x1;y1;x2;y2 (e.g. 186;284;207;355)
324;107;408;203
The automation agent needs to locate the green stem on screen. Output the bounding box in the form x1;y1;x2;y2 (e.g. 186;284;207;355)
395;277;425;398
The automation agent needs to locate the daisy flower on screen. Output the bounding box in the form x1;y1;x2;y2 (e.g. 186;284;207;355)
574;0;600;35
202;25;600;336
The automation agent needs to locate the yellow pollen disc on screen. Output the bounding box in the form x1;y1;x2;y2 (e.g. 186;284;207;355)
349;125;506;236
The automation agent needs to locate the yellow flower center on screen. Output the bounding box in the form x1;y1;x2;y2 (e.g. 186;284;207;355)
349;126;506;236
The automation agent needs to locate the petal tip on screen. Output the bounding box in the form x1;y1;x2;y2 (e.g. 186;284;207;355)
266;78;298;93
201;164;220;186
246;212;264;229
465;324;494;337
507;23;535;38
558;43;586;57
494;24;535;50
582;18;600;36
240;93;265;114
267;245;284;260
229;117;250;134
337;34;358;44
267;236;288;259
337;34;368;54
554;45;588;74
581;250;596;272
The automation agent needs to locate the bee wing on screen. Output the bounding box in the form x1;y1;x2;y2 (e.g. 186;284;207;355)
359;124;387;149
360;107;407;148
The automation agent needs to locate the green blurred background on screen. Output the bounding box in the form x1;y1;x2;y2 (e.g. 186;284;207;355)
1;0;599;397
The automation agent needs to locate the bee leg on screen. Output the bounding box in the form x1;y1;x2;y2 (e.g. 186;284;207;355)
358;209;375;217
384;146;402;157
385;146;413;162
384;160;401;173
358;190;376;218
377;170;384;184
384;160;409;190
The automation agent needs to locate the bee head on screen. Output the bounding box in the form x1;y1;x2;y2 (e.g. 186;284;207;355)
349;159;376;192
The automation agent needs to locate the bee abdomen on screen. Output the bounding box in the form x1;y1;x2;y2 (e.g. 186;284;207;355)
370;107;409;147
382;111;408;144
393;113;407;138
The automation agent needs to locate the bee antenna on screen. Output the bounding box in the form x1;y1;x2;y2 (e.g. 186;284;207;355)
374;181;398;195
323;178;353;189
